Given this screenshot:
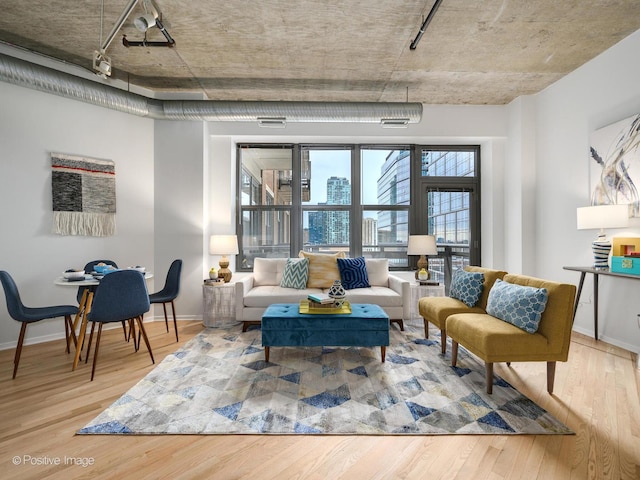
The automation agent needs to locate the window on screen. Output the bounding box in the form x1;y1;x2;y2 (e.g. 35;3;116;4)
237;144;480;276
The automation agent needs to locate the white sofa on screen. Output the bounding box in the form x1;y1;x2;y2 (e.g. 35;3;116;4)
235;257;411;331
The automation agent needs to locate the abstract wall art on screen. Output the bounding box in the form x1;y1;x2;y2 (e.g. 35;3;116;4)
590;113;640;216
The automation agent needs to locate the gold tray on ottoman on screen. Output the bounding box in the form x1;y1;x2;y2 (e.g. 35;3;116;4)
299;300;352;314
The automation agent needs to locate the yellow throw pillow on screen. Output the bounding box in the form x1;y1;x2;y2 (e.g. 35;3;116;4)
299;250;346;288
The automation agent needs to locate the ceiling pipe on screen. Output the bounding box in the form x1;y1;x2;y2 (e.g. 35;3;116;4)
0;52;422;124
410;0;443;50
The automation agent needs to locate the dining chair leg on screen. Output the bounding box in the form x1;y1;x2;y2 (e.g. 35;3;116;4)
171;300;179;342
65;314;79;353
90;323;104;381
122;321;129;342
13;323;28;379
162;304;169;332
135;315;155;364
65;315;70;353
85;322;97;364
129;318;139;351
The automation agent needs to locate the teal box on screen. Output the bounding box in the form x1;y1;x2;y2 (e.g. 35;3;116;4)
611;256;640;275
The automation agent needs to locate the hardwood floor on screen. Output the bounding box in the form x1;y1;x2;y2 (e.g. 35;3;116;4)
1;319;639;480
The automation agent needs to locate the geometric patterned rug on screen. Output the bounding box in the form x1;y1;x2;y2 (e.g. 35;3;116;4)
78;322;572;435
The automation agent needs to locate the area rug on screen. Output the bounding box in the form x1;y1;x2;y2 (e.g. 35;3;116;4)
78;322;572;435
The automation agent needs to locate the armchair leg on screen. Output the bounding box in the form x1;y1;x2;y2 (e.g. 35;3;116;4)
423;319;429;339
485;362;494;394
13;323;27;379
440;329;446;355
451;340;458;367
547;361;556;394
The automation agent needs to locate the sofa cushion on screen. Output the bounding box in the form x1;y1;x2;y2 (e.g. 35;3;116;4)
365;258;389;287
299;250;346;288
253;257;287;286
486;279;549;333
449;269;485;307
337;256;370;289
244;285;324;307
280;258;309;289
343;286;403;307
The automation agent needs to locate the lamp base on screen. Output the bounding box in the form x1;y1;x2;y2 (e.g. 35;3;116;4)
218;259;232;282
592;237;611;269
415;255;430;280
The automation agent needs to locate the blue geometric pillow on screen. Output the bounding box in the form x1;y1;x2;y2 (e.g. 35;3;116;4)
280;258;309;289
449;269;484;307
337;257;370;290
486;279;549;333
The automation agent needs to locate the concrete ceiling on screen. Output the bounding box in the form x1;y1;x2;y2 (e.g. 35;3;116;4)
0;0;639;105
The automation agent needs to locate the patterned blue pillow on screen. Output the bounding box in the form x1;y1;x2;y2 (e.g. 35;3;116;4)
449;269;484;307
280;258;309;289
337;257;370;289
486;279;549;333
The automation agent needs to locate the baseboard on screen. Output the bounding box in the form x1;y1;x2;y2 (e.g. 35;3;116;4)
572;325;640;356
0;316;203;351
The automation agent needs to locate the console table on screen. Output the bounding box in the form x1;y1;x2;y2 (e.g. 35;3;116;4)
563;265;640;341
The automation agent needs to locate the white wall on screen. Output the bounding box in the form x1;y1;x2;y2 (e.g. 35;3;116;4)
0;82;155;349
534;29;640;352
153;120;207;321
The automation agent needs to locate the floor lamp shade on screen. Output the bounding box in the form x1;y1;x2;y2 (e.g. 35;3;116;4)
209;235;239;282
577;205;629;269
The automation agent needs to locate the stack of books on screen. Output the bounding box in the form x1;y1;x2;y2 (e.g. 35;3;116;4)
307;293;335;308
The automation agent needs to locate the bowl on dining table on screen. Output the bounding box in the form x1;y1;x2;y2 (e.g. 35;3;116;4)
94;265;117;274
63;270;85;279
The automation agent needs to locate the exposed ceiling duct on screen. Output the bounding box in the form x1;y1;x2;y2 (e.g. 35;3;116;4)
0;53;422;124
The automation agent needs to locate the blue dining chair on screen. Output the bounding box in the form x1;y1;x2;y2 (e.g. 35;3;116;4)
0;270;79;379
77;259;132;341
85;269;154;381
149;259;182;342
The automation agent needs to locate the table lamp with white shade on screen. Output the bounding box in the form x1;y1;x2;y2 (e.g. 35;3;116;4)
209;234;239;282
407;234;438;280
577;204;629;269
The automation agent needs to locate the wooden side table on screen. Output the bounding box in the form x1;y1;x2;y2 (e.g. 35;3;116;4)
202;282;238;327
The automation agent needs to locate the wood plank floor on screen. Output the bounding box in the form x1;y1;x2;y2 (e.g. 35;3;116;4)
0;318;639;480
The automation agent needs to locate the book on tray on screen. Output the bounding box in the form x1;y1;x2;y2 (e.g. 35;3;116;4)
307;293;334;304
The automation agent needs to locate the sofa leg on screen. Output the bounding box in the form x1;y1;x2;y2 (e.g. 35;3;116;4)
547;361;556;394
451;341;458;367
391;319;404;331
485;362;494;394
440;329;446;355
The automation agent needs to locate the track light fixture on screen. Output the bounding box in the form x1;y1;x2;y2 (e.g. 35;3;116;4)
92;50;112;78
134;13;156;32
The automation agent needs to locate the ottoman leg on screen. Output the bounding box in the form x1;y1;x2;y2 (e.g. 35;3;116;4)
381;346;386;362
265;346;270;362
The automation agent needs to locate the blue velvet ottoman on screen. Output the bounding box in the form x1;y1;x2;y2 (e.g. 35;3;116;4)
261;303;390;362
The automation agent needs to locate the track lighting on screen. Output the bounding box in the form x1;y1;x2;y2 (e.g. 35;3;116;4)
92;50;112;77
134;13;156;32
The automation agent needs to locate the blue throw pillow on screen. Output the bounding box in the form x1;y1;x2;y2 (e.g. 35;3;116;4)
486;279;549;333
337;257;370;289
449;269;484;307
280;258;309;289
